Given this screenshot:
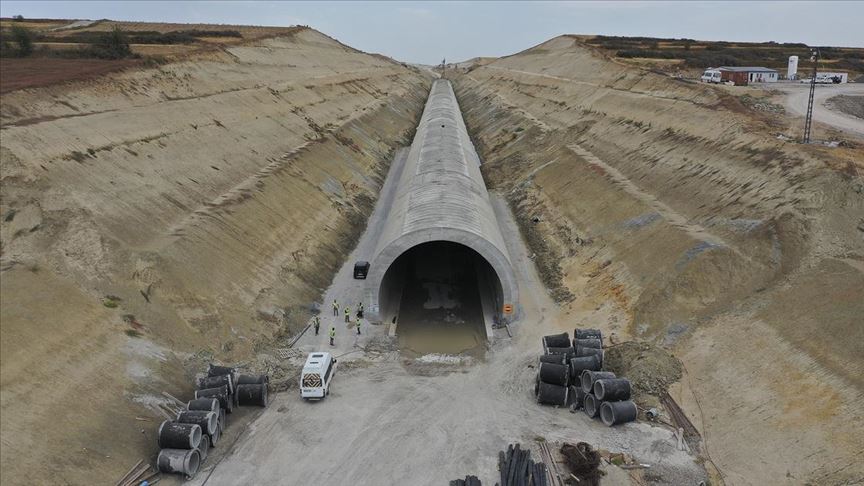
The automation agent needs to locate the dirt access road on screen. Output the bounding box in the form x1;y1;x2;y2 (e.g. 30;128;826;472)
770;82;864;137
185;145;706;485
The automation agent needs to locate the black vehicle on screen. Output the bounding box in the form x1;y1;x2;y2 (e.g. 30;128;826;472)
353;261;370;279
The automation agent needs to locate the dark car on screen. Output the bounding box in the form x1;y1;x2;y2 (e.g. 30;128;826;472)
353;261;370;279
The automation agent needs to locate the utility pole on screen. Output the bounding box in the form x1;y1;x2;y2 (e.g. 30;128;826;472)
441;58;446;79
802;47;819;144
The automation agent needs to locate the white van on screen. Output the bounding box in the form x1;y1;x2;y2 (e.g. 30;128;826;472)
300;352;337;400
700;69;722;84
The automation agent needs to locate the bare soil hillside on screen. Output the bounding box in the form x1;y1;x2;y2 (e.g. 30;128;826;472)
452;35;864;485
0;27;430;484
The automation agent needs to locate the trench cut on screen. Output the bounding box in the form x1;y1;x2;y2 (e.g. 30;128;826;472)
366;79;518;325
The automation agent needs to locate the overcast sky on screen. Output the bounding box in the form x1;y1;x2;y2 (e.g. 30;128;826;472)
2;1;862;64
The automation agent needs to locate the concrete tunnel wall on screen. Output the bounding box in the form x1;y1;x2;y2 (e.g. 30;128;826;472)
365;79;518;323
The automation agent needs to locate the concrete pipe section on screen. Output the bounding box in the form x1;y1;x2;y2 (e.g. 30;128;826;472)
365;79;518;353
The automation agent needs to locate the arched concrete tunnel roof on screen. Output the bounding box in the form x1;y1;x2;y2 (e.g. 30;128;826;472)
366;79;517;319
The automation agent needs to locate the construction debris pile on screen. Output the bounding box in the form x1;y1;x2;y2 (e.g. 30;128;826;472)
534;330;637;427
154;364;270;480
559;442;601;486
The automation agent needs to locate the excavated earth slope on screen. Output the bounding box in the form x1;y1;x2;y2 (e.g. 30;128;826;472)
452;36;864;485
0;28;430;484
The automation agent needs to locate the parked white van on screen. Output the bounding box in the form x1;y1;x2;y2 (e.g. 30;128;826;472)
300;352;337;399
700;69;722;84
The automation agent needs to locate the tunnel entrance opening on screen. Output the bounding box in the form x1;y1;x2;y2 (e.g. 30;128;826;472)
379;241;503;356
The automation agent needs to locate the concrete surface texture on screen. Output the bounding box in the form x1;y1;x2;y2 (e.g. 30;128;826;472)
365;79;517;322
453;34;863;485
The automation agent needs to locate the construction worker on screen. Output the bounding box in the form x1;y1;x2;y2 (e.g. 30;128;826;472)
357;302;364;319
332;299;339;316
313;315;321;336
356;318;362;335
344;306;350;323
329;326;335;346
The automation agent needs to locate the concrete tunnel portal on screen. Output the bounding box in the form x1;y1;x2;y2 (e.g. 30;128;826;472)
364;79;517;348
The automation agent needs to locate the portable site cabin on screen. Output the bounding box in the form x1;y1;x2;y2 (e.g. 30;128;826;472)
718;66;779;85
300;352;336;399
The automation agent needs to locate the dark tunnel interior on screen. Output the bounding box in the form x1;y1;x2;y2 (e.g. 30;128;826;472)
378;241;503;355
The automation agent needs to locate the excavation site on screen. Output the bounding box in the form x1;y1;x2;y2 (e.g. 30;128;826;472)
1;11;863;486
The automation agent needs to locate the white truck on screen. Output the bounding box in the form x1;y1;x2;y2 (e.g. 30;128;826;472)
300;352;337;400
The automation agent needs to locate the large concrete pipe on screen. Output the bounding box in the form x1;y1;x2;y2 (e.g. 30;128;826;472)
581;370;616;394
546;346;576;358
543;333;571;349
197;435;210;462
537;382;569;406
365;80;518;324
568;385;586;409
187;398;220;413
574;329;602;340
218;408;226;433
157;448;201;479
583;393;601;419
208;420;222;447
539;354;567;365
207;364;235;378
600;400;638;427
198;374;234;394
538;362;569;387
576;346;603;367
176;410;218;436
569;356;600;381
573;338;602;349
593;378;632;401
195;385;231;413
157;421;202;449
236;384;268;407
236;374;270;385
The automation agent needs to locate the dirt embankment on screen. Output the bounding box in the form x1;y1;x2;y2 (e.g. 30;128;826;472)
452;35;863;485
0;28;431;484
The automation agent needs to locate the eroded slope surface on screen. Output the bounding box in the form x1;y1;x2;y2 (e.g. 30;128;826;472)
453;36;864;485
0;28;430;483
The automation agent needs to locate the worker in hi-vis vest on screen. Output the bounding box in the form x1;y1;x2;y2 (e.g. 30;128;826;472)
344;307;350;323
332;299;339;316
313;316;321;335
356;318;362;335
357;302;364;319
329;326;336;346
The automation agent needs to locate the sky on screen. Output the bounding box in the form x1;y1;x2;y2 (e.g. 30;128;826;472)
2;1;862;64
